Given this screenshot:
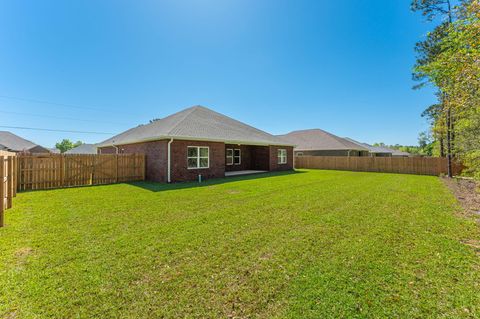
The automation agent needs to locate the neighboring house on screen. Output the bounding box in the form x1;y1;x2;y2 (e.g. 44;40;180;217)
277;129;370;157
49;148;61;154
390;149;411;157
97;105;294;183
65;144;97;154
344;137;393;157
344;137;411;157
0;131;50;154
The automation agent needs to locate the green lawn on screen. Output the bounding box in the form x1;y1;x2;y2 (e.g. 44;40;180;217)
1;169;479;318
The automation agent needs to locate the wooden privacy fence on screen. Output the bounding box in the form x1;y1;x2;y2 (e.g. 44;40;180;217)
1;151;17;227
295;156;463;176
17;153;145;191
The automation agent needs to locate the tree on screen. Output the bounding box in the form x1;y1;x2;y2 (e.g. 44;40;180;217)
411;0;460;176
55;139;83;153
414;0;480;179
411;0;454;22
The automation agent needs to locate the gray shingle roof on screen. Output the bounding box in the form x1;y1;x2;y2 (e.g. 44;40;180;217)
65;144;98;154
0;131;41;152
277;129;369;151
391;149;411;156
343;137;393;154
98;106;293;147
344;137;411;156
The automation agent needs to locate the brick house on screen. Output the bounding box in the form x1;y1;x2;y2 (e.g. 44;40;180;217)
0;131;50;154
97;106;294;183
277;129;370;157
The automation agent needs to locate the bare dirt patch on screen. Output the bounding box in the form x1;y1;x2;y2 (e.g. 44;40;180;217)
442;177;480;218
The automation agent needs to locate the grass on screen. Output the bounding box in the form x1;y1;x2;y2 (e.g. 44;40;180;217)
1;169;479;318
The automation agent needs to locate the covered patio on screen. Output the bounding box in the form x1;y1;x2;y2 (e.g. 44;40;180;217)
224;144;270;173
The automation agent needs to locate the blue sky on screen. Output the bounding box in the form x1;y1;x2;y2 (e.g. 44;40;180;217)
0;0;436;148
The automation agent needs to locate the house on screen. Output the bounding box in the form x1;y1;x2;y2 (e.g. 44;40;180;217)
65;144;97;154
0;131;50;154
343;138;393;157
277;129;369;157
97;106;294;182
390;149;411;157
344;137;411;157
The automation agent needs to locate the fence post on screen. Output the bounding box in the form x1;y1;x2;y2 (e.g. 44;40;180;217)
60;155;65;187
13;156;17;196
0;156;5;227
7;157;13;209
115;154;119;183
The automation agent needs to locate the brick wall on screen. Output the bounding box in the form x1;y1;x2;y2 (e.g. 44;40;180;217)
251;146;270;171
269;146;294;171
170;140;225;182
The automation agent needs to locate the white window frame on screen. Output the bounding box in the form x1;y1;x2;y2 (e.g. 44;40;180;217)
278;149;287;164
226;148;234;166
187;146;209;169
234;149;241;165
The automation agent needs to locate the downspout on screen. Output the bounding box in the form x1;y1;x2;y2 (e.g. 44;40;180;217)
167;138;174;183
110;139;119;154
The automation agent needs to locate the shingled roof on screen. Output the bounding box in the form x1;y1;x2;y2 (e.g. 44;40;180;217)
344;137;411;157
0;131;47;152
277;129;369;151
98;106;293;147
65;144;98;154
343;137;393;154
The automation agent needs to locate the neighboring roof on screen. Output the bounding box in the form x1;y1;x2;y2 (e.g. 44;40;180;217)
97;106;293;147
277;129;369;151
343;137;393;154
0;131;44;152
391;149;411;156
49;148;61;154
65;144;97;154
344;137;411;156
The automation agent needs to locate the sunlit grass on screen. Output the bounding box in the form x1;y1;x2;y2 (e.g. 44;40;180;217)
1;170;479;318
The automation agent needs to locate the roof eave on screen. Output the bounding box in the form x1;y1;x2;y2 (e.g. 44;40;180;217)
98;136;295;148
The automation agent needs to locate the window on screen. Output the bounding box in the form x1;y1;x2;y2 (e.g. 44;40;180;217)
277;149;287;164
187;146;209;169
226;149;233;165
234;149;241;165
226;148;241;165
296;152;304;157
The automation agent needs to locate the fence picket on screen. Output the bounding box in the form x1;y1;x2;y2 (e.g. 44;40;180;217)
295;156;463;176
15;154;145;191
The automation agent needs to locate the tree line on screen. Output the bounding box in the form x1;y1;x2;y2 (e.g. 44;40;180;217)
411;0;479;179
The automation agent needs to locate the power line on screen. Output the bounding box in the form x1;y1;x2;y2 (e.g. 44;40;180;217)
0;109;129;125
0;125;114;135
0;94;137;115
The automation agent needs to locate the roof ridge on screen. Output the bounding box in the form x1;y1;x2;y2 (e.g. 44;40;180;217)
183;105;282;140
165;105;200;135
313;129;359;149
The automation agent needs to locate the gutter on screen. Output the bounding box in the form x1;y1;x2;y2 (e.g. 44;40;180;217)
167;138;173;183
98;135;295;148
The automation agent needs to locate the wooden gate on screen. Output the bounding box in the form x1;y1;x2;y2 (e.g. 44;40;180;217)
17;154;145;191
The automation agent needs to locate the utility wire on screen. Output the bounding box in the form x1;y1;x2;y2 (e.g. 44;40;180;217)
0;109;129;125
0;94;137;115
0;125;114;135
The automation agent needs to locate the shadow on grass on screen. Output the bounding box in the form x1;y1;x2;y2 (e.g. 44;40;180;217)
128;170;305;192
